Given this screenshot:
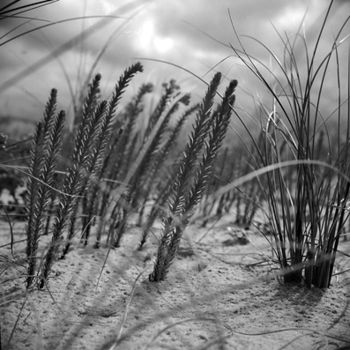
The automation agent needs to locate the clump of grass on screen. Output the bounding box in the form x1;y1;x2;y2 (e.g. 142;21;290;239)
37;73;105;288
63;62;144;256
21;63;143;289
88;82;154;248
25;88;65;288
86;79;191;249
227;0;350;287
108;80;190;248
149;73;237;282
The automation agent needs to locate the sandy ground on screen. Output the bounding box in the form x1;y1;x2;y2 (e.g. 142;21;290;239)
1;213;350;350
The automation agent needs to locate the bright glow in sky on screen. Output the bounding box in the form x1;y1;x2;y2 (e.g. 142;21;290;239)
135;18;174;54
275;6;307;30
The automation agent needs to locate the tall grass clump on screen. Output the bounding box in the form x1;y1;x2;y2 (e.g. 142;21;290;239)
22;63;143;289
84;82;154;248
85;79;193;249
62;62;144;256
107;80;191;248
37;73;105;288
25;89;65;288
228;0;350;287
149;73;238;282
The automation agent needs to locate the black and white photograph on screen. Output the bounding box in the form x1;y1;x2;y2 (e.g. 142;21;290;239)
1;1;350;349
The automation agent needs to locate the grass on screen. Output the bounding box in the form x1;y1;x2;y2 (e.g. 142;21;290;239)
149;73;237;281
25;88;65;288
215;0;350;288
1;0;350;349
24;63;144;289
15;63;236;288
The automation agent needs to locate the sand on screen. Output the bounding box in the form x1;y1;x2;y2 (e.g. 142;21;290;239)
1;215;350;350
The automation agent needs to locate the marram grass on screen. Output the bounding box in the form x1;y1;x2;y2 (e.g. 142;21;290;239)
225;0;350;287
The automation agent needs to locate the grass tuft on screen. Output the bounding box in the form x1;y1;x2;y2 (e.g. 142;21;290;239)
25;88;65;288
31;63;143;288
149;74;237;281
226;0;350;287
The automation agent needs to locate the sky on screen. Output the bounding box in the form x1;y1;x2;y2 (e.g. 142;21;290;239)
0;0;349;129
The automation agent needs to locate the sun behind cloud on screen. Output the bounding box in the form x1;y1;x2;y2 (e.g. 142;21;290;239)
134;18;175;55
275;5;306;30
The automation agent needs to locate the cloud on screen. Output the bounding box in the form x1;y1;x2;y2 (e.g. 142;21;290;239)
0;0;348;125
